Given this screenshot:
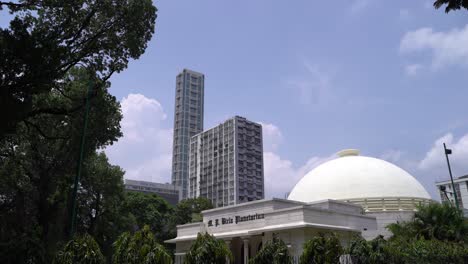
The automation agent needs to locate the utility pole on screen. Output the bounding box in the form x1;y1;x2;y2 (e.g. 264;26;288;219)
443;143;459;209
69;78;93;237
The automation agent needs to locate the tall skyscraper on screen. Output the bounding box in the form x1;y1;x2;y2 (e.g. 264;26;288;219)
188;116;264;208
171;69;204;199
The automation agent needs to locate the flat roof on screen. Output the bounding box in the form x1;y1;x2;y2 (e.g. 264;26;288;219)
165;221;361;243
435;175;468;185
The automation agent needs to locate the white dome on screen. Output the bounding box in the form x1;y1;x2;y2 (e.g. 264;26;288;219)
288;152;431;203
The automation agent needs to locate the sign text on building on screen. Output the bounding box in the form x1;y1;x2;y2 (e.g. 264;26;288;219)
208;213;264;227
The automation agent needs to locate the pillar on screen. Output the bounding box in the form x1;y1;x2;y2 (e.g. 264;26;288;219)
243;238;249;264
225;240;232;264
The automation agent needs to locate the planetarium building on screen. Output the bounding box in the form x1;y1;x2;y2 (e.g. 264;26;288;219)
167;149;432;264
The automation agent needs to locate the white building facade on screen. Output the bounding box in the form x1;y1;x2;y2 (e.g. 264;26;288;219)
435;175;468;216
188;116;264;208
166;199;377;264
167;149;434;263
288;149;432;239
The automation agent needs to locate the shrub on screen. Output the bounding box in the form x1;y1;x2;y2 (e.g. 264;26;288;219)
250;236;293;264
113;225;172;264
184;232;233;264
53;233;105;264
300;233;343;264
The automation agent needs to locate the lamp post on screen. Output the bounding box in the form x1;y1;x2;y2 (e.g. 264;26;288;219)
69;78;93;237
443;143;459;209
439;185;454;206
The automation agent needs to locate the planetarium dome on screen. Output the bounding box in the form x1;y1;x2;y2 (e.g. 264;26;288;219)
288;149;431;212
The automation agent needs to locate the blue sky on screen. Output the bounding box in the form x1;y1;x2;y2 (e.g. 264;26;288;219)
2;0;468;199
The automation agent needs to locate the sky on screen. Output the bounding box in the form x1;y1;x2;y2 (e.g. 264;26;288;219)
2;0;468;199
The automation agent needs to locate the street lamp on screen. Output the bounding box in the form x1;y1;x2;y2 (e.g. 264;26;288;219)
69;78;94;237
438;185;454;206
443;143;459;209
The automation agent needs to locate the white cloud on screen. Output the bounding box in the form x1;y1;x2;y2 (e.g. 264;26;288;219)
105;93;173;183
400;25;468;69
405;133;468;199
263;152;298;198
263;152;334;199
259;122;283;152
380;149;403;163
418;133;468;176
260;121;335;198
404;63;423;76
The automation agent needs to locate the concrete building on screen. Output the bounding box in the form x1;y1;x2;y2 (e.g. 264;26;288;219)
288;149;432;239
171;69;204;200
167;199;376;264
188;116;264;208
167;149;434;264
435;175;468;215
124;179;181;206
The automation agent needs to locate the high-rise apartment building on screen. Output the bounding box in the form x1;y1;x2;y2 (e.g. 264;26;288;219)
171;69;204;200
188;116;264;208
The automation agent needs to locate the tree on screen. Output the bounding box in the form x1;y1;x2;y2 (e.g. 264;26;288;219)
347;235;372;264
383;237;468;264
172;197;213;225
346;203;468;264
184;232;233;264
77;151;132;261
249;236;293;264
0;0;157;137
347;235;468;264
123;192;174;243
299;233;343;264
387;202;468;243
113;225;172;264
53;233;105;264
434;0;468;13
434;0;468;12
0;67;123;263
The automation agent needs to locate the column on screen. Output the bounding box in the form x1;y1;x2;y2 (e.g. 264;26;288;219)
243;238;249;264
225;240;232;264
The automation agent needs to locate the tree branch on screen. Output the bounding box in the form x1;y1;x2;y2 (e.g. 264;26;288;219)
23;120;68;140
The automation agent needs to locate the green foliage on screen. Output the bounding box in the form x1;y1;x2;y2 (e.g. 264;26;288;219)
0;0;157;136
434;0;468;12
347;235;372;264
123;192;174;243
386;202;468;243
173;197;214;225
249;236;293;264
299;233;343;264
384;238;468;264
348;203;468;264
184;232;233;264
78;151;132;260
0;68;124;263
349;235;468;264
113;225;172;264
53;233;105;264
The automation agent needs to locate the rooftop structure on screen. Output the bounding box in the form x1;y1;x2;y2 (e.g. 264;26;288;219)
125;179;181;205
